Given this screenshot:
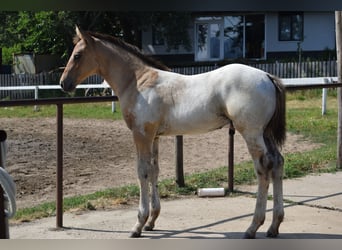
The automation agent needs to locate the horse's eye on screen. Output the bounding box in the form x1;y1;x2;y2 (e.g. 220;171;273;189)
74;54;81;60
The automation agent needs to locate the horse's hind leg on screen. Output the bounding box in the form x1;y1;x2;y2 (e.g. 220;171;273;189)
243;133;272;239
144;137;161;231
243;133;284;238
265;138;284;237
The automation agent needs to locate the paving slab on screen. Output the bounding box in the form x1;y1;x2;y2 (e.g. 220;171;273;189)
9;172;342;239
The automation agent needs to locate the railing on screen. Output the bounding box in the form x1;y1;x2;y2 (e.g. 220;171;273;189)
0;96;118;229
0;60;338;99
1;78;342;231
0;73;103;99
1;77;338;114
172;60;337;78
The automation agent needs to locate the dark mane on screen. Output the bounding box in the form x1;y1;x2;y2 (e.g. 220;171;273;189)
76;31;170;71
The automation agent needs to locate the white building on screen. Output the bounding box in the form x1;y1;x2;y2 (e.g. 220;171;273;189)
142;12;336;63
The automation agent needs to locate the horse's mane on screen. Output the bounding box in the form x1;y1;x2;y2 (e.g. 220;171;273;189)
74;31;170;71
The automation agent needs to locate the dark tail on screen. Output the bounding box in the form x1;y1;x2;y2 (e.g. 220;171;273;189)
265;74;286;148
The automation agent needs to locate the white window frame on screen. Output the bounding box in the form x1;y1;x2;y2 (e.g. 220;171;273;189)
194;17;224;61
194;15;266;61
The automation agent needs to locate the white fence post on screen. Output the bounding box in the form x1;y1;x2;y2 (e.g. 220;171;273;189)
34;86;40;112
322;78;329;115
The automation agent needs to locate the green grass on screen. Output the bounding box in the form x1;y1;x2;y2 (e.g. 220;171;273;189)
0;103;123;120
6;90;342;223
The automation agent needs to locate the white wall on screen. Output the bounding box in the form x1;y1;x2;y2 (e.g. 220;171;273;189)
266;12;335;53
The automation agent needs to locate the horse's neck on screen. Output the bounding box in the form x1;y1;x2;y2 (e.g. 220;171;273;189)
98;49;138;97
100;42;158;99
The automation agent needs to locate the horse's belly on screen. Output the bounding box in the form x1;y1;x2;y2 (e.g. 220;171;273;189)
158;112;230;136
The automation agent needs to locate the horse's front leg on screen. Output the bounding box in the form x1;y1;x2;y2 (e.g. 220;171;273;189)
130;134;154;238
144;137;161;231
130;158;150;238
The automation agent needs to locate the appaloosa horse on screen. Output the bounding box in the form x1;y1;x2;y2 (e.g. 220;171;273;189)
60;26;286;238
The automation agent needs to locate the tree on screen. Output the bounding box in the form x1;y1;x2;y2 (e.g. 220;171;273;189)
0;11;77;64
150;12;192;51
0;11;192;65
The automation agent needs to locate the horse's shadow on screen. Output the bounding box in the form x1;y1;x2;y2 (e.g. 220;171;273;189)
63;191;342;239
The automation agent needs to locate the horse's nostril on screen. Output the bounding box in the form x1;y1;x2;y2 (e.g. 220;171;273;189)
60;80;69;92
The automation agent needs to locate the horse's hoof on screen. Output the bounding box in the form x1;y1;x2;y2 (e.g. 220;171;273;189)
266;229;279;238
243;232;255;239
144;225;154;231
130;231;141;238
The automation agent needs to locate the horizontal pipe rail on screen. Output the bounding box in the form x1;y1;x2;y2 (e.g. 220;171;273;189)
0;95;119;228
285;82;342;90
1;81;342;228
0;96;118;107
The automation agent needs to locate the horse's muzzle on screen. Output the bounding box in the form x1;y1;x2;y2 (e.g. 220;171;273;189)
60;79;75;92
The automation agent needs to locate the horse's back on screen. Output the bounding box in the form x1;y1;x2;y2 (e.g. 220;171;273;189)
196;63;277;133
153;64;277;136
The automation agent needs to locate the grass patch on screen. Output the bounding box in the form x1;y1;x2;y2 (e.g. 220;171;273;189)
8;90;342;223
0;102;123;120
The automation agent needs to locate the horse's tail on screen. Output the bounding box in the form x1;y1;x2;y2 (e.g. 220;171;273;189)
265;74;286;148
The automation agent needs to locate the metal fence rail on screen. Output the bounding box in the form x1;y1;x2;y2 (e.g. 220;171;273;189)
0;96;118;229
1;80;342;231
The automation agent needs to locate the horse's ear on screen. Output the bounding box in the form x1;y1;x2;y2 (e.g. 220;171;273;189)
75;25;93;45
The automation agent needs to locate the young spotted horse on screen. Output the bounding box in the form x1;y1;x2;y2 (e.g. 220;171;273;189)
60;27;286;239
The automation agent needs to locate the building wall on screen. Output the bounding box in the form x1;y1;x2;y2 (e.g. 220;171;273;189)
266;12;335;53
142;11;336;62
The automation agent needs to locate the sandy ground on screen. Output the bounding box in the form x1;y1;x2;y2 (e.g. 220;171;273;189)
1;117;320;210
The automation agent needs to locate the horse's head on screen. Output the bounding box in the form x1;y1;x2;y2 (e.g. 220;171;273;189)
60;26;99;92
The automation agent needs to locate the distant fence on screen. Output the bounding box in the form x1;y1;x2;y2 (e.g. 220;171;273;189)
0;60;338;99
0;73;103;99
172;60;337;78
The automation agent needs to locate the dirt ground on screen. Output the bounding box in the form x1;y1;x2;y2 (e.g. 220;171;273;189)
1;117;320;210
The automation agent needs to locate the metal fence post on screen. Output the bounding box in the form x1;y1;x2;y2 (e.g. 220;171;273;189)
175;135;185;187
56;104;64;228
228;125;235;193
0;130;9;239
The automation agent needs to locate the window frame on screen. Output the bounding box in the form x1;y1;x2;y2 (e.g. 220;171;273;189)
278;12;304;41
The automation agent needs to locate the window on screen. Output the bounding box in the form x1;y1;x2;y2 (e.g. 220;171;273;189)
195;22;222;60
195;17;223;60
223;16;243;59
152;26;165;46
195;15;265;61
279;12;303;41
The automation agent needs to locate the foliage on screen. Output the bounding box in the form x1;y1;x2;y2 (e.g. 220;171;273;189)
150;12;192;51
0;11;76;63
0;11;192;65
